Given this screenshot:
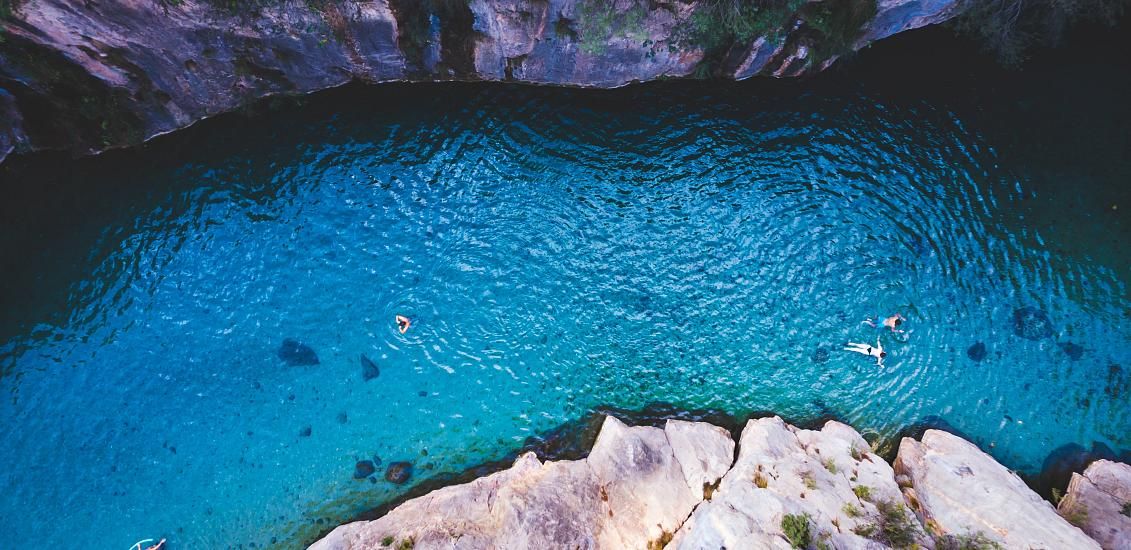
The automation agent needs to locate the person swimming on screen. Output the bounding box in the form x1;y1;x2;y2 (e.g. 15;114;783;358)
864;313;905;333
845;338;886;366
395;314;411;334
128;539;165;550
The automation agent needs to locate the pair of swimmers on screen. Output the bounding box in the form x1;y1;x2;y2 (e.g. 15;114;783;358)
844;313;905;366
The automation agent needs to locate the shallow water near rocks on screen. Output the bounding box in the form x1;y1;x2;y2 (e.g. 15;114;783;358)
1;29;1130;549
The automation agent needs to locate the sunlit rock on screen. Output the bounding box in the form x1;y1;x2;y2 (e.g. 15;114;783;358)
669;416;929;549
894;429;1099;549
310;416;734;549
1058;460;1131;550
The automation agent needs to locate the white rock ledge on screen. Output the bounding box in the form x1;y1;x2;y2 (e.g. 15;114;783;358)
311;416;1128;550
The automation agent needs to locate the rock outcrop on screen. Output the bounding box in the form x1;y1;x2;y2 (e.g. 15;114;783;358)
670;416;930;549
0;0;962;163
1058;460;1131;550
894;429;1101;549
311;415;1127;549
310;416;735;549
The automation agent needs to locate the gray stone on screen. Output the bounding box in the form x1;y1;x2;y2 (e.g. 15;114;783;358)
894;429;1100;549
0;0;963;164
668;416;928;550
310;415;734;549
1058;460;1131;550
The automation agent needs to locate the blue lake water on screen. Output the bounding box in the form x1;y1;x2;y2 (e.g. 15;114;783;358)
1;29;1129;550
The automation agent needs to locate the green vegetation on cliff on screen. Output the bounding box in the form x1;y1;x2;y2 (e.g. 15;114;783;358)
1;0;21;21
688;0;804;49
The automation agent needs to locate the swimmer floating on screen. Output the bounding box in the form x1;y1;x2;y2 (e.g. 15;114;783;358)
845;337;885;367
396;314;411;334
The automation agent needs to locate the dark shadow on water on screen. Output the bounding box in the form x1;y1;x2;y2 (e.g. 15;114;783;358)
1025;441;1131;501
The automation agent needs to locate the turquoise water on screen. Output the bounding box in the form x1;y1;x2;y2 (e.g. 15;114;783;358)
1;30;1129;550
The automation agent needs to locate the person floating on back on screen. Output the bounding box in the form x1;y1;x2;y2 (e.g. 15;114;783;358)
864;313;905;333
395;314;411;334
845;338;885;366
129;539;166;550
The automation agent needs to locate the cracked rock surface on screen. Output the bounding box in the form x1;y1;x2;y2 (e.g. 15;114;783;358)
0;0;962;163
895;429;1100;549
309;416;734;549
310;414;1127;549
1058;460;1131;550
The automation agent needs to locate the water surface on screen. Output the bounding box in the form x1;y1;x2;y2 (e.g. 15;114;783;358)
0;28;1129;550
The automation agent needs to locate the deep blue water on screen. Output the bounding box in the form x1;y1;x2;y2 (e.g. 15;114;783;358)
1;28;1129;550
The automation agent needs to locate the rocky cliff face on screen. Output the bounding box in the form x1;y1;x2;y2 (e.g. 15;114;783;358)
0;0;960;163
311;414;1126;549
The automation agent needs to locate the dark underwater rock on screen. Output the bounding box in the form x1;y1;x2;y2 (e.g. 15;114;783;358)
1105;364;1127;399
353;460;376;480
966;342;987;362
1012;307;1054;340
1059;342;1084;361
361;354;380;381
1033;441;1118;499
299;425;312;437
385;462;413;484
336;412;349;424
278;338;319;366
881;415;973;462
811;346;830;364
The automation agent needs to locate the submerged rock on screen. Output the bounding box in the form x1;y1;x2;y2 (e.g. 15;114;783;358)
811;346;830;364
384;462;413;485
299;425;312;437
353;460;376;480
1013;307;1054;340
1105;364;1128;399
967;341;987;362
1036;441;1118;499
360;354;380;381
1058;460;1131;549
1059;342;1085;361
278;338;319;366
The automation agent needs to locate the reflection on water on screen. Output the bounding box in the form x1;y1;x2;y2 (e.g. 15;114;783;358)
0;26;1128;550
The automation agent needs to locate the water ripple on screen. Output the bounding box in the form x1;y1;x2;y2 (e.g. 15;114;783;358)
0;83;1127;549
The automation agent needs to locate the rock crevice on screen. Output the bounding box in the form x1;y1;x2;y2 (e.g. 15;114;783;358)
0;0;961;163
311;414;1127;549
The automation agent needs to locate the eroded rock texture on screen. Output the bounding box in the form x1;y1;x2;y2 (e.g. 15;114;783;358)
0;0;961;162
895;429;1100;549
1058;460;1131;550
311;416;1127;549
309;416;735;549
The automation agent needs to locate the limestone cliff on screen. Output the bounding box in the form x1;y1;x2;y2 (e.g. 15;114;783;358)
311;415;1124;549
0;0;960;163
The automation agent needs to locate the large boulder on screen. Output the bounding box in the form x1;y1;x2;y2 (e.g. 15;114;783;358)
894;429;1100;549
309;415;734;549
1057;460;1131;550
668;416;929;550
